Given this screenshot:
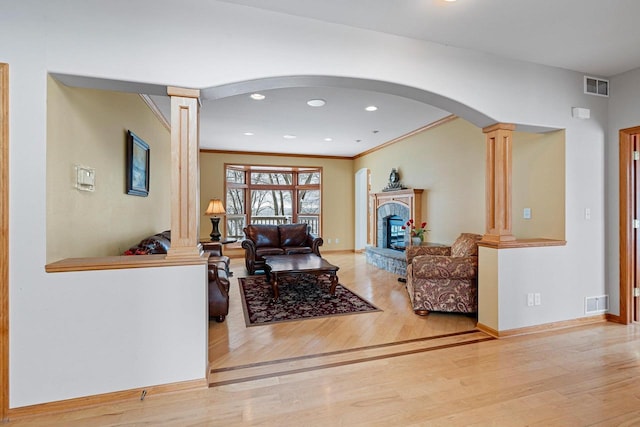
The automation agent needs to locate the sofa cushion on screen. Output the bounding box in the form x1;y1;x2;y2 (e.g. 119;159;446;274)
246;224;280;247
284;246;312;254
279;223;309;247
451;233;481;257
255;247;286;258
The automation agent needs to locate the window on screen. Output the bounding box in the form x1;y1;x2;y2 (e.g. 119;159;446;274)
225;165;322;239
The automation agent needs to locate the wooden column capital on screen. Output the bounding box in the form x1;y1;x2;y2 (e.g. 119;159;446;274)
482;123;516;134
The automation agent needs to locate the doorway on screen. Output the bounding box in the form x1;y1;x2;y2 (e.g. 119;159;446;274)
354;168;369;251
619;125;640;324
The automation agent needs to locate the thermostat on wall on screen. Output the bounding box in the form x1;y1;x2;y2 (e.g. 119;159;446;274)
75;165;95;192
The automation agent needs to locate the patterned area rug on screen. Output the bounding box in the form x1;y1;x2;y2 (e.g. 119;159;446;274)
239;274;381;326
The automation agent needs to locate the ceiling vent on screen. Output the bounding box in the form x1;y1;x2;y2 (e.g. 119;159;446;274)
584;76;609;97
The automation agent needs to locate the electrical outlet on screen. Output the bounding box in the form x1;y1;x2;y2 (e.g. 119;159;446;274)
534;293;541;306
335;238;339;244
327;238;332;244
527;293;534;307
523;207;531;219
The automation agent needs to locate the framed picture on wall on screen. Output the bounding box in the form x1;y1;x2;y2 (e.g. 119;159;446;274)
126;130;150;197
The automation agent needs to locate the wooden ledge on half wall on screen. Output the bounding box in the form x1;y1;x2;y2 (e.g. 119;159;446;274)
45;253;208;273
477;238;566;249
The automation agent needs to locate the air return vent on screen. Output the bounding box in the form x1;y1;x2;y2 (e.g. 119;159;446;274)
584;76;609;97
585;295;609;314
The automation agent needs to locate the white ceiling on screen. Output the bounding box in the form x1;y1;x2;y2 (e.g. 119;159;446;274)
151;86;452;158
219;0;640;77
150;0;640;158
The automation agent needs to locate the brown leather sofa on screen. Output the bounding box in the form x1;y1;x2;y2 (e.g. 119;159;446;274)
241;223;323;274
124;230;230;322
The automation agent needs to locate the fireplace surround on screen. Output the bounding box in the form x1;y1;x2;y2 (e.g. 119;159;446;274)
366;189;423;275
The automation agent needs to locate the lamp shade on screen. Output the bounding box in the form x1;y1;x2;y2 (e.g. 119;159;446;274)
205;199;226;216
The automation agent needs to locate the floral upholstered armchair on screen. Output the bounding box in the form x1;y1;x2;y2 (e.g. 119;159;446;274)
405;233;483;316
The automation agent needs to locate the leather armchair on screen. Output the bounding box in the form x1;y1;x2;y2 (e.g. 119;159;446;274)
241;223;323;274
405;233;482;316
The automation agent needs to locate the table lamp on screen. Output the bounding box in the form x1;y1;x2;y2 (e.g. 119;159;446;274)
204;198;226;241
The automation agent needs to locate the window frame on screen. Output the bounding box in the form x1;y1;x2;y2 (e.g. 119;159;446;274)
224;164;322;239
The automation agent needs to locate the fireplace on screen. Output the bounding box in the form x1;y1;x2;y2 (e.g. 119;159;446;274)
385;215;406;251
365;189;423;275
372;189;422;248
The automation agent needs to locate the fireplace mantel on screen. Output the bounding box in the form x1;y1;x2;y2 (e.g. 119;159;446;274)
371;189;423;247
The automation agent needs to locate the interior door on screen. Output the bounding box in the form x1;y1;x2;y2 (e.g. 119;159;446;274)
634;133;640;322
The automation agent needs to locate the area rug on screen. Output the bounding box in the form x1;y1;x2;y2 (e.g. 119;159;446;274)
239;274;381;326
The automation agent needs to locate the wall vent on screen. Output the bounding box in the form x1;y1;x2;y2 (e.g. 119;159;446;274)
585;295;609;314
584;76;609;97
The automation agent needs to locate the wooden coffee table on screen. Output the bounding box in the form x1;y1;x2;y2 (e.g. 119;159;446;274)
262;254;340;300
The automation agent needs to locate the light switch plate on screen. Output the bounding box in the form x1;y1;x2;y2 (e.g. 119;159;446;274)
75;165;95;192
523;207;531;219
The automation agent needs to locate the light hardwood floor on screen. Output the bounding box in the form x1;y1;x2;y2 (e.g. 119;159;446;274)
209;252;478;372
7;254;640;426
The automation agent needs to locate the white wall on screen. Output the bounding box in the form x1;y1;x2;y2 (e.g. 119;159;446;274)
1;0;616;407
11;266;208;406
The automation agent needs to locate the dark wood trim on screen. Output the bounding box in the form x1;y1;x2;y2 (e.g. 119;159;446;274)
209;330;493;387
220;162;324;237
619;126;640;325
606;313;624;324
211;330;481;374
0;62;9;422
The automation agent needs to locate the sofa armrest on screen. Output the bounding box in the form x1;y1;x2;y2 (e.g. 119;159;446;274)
305;234;323;256
406;245;451;264
411;255;478;280
241;238;257;254
208;265;229;321
241;238;258;273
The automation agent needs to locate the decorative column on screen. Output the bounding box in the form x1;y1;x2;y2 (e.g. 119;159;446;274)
165;86;203;260
481;123;516;244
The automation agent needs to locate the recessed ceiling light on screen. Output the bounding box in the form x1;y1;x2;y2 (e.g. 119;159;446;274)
365;105;378;112
283;134;297;139
250;93;265;100
324;137;333;142
243;132;254;136
307;99;326;107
